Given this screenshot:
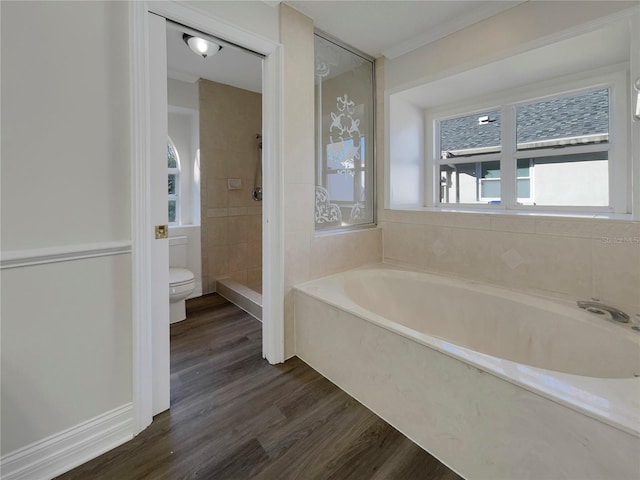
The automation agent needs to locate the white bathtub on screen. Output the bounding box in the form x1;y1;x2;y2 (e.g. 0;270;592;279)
293;264;640;480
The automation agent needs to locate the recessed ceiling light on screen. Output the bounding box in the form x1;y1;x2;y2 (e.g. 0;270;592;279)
182;34;221;59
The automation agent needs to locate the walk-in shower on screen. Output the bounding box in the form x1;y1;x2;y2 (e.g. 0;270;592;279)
215;132;264;320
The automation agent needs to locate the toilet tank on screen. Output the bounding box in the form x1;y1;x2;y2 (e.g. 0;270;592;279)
169;236;188;267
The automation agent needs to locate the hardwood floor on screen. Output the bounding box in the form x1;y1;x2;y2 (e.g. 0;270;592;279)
58;294;462;480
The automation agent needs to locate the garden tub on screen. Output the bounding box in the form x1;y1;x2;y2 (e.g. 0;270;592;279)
293;264;640;479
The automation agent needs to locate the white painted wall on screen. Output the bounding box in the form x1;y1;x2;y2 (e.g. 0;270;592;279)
0;0;132;454
1;1;131;251
388;95;424;208
168;78;199;111
1;257;132;454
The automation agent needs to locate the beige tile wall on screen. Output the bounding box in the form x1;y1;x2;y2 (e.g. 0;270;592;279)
310;229;383;279
379;210;640;316
281;4;314;358
199;79;262;294
280;5;383;358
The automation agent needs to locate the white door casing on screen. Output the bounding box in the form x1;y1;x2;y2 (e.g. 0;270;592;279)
148;12;171;416
130;1;285;434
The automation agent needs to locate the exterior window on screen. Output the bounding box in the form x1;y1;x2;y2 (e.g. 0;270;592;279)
440;110;501;158
440;159;533;205
514;89;609;207
314;32;375;230
440;161;501;204
168;138;180;224
433;80;621;211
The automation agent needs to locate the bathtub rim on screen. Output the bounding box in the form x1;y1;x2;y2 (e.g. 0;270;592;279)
293;264;640;438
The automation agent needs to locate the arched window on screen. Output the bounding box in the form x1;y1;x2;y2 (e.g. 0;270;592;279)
167;138;180;224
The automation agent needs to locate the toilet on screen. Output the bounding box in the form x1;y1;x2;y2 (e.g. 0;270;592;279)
169;236;195;323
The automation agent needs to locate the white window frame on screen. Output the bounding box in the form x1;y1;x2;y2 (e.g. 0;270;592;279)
425;66;629;214
168;137;180;225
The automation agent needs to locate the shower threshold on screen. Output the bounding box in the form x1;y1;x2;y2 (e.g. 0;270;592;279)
215;278;262;321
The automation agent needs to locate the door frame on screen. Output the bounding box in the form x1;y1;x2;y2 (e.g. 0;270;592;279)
130;0;284;434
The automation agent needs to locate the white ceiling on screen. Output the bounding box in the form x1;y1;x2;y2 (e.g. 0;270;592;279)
286;0;524;58
166;1;525;93
166;22;263;93
395;18;630;109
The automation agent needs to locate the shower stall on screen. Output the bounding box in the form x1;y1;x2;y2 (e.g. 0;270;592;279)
197;74;264;318
213;132;264;320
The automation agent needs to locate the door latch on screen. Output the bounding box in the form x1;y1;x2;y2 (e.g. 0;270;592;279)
155;225;168;239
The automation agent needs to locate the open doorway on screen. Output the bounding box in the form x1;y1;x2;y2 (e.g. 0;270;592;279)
165;20;265;320
131;2;284;435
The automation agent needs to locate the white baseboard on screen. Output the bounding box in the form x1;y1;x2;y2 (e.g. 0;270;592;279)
0;403;134;480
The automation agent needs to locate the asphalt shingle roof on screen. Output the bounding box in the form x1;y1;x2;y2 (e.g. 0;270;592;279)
440;89;608;153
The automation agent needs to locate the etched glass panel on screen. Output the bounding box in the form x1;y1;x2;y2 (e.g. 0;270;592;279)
315;34;374;229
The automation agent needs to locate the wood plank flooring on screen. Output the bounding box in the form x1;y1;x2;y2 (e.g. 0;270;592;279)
58;294;462;480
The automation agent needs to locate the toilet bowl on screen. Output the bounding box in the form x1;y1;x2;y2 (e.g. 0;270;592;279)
169;267;195;323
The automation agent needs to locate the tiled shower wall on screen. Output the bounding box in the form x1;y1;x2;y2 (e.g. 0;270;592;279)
199;79;262;294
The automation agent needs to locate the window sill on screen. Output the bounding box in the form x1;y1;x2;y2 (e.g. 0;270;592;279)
169;223;201;229
314;223;379;237
386;206;635;222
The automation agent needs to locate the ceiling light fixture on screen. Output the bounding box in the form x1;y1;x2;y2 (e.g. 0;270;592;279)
182;34;221;59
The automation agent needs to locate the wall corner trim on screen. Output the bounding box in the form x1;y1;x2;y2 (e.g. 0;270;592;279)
0;403;134;480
